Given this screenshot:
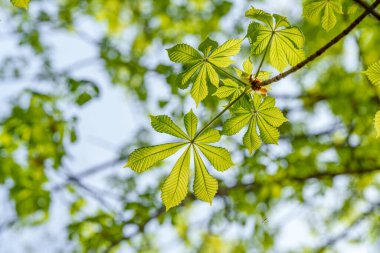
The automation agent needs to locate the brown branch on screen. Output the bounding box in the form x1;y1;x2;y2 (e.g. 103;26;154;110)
354;0;380;21
259;0;380;87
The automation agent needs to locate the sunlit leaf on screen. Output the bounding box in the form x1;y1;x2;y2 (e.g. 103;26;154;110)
11;0;30;9
161;147;191;210
243;117;262;153
168;38;241;105
150;115;189;140
167;44;202;63
198;37;219;56
303;0;343;31
191;65;208;106
125;143;186;173
222;113;251;136
363;61;380;86
197;144;234;171
184;110;198;139
375;110;380;138
247;7;305;71
222;93;287;152
193;148;218;203
195;129;221;143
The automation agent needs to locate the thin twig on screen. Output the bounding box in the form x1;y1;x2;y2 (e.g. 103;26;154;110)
259;0;380;87
353;0;380;21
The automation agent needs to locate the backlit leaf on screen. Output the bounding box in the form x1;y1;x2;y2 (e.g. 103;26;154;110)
150;115;189;140
247;7;305;71
125;143;186;173
193;148;218;203
11;0;30;9
161;147;191;210
222;93;287;152
363;61;380;86
167;44;202;63
195;129;221;143
197;144;234;171
243;117;262;153
184;110;198;139
375;110;380;138
303;0;343;31
191;65;208;106
198;37;218;56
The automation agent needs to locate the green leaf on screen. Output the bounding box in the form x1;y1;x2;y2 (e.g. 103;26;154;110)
222;113;251;136
191;64;208;106
209;39;242;60
375;110;380;139
125;143;186;173
363;61;380;86
177;62;203;89
198;37;218;56
268;28;305;71
243;117;262;153
150;115;189;140
193;148;218;203
257;115;280;144
168;38;242;105
247;8;305;71
213;79;241;99
245;7;273;27
259;107;288;127
196;144;234;171
161;147;191;210
222;93;287;152
184;110;198;139
243;58;253;75
303;0;343;31
11;0;30;9
206;63;220;87
167;44;202;63
195;129;221;143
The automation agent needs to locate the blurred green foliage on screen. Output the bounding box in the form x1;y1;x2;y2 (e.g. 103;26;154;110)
1;0;380;252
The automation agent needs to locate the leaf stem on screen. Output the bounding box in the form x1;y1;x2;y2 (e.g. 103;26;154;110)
254;32;274;79
259;0;380;87
193;89;249;141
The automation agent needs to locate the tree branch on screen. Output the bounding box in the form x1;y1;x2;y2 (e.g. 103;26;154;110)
259;0;380;87
354;0;380;21
314;201;380;252
219;167;380;196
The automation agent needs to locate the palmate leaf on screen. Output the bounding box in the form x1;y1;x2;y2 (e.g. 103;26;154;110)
222;93;287;153
303;0;343;31
125;111;233;210
168;37;242;106
246;7;305;71
11;0;30;9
